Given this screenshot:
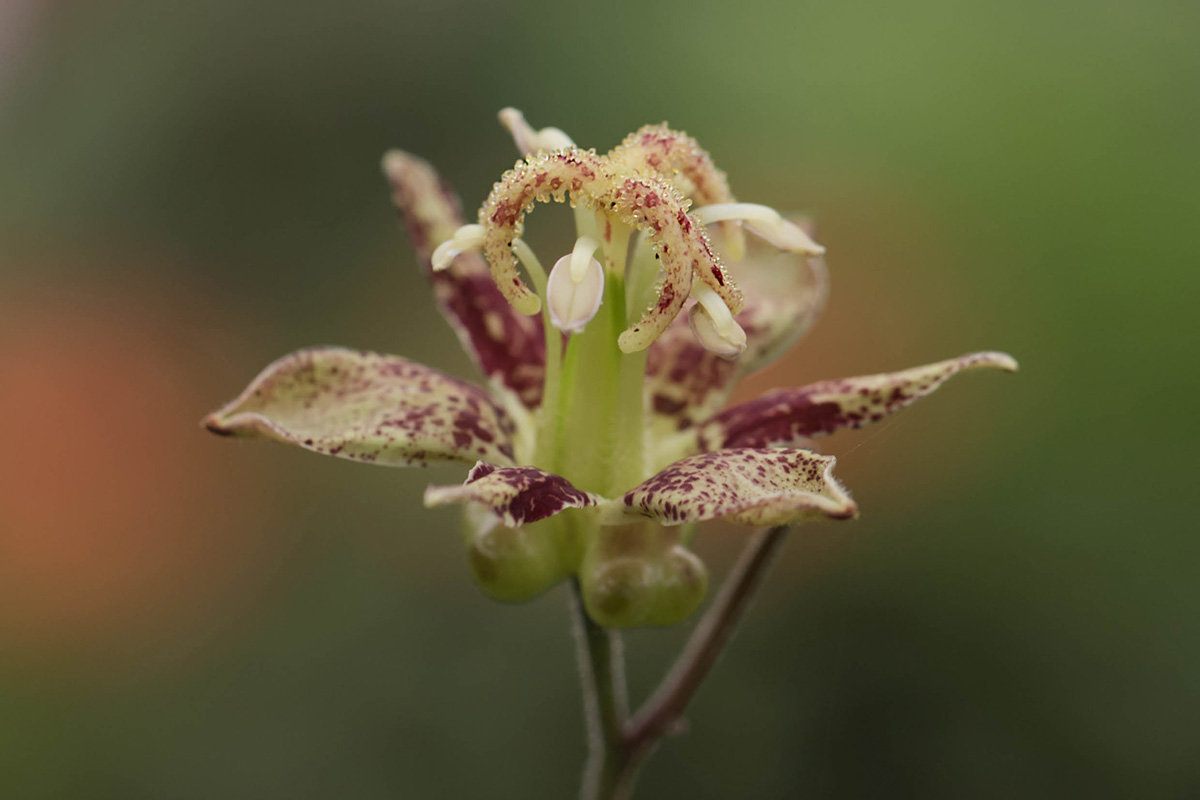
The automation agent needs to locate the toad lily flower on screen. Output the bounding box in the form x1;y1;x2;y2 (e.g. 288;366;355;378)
203;109;1017;628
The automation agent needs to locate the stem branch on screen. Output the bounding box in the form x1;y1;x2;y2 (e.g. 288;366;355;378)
570;579;628;800
623;524;792;752
571;526;792;799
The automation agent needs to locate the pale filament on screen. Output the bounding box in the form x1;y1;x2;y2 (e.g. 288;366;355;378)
431;224;486;272
569;235;601;283
498;107;575;155
691;284;738;338
692;203;825;255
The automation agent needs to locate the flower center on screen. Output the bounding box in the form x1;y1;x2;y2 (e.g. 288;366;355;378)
428;110;828;503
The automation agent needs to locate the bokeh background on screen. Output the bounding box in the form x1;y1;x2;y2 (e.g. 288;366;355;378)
1;1;1196;797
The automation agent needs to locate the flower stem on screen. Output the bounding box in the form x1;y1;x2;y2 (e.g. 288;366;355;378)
572;526;792;798
570;579;629;800
622;524;793;787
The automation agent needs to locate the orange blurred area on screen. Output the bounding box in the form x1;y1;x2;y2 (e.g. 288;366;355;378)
0;0;1194;795
0;250;270;661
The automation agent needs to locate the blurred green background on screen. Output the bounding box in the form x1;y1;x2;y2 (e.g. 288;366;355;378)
1;0;1197;797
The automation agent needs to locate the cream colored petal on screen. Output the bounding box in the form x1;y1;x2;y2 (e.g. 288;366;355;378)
612;448;857;527
698;352;1019;451
382;150;546;409
204;347;516;467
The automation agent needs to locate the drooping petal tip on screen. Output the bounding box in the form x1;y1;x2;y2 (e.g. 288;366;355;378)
202;413;236;436
973;351;1019;372
380;149;413;184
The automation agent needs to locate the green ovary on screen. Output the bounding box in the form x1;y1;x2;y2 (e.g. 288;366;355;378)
463;509;574;603
579;521;709;628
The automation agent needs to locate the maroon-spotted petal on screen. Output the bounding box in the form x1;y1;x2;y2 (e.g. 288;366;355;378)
203;347;516;466
383;150;546;408
645;246;828;434
425;462;599;528
698;351;1018;451
618;448;857;527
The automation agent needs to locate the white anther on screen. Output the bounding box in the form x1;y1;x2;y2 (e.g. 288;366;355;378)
547;252;605;334
692;202;781;226
689;300;747;359
431;241;459;272
691;284;737;338
431;224;486;271
692;202;825;255
745;218;825;255
498;107;575;155
536;126;575;151
569;236;601;284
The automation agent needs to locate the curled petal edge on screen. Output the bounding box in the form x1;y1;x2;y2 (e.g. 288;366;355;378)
425;462;600;528
606;448;858;528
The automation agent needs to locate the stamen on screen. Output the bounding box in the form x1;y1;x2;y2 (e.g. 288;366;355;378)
691;202;779;225
689;300;747;359
431;224;486;272
691;284;737;338
692;203;825;255
511;239;549;289
569;235;601;283
478;149;739;341
498;107;575;155
547;252;605;333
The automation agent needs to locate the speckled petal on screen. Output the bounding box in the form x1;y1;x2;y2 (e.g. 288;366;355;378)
425;462;599;527
645;245;829;439
698;352;1019;451
383;150;545;408
479;149;741;352
615;448;857;527
203;347;516;466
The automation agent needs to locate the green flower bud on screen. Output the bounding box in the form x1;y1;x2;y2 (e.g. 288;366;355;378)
579;522;709;628
463;507;567;602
